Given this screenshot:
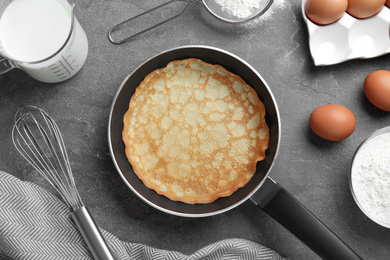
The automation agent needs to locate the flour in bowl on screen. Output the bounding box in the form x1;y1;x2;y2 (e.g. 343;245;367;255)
351;131;390;227
214;0;261;18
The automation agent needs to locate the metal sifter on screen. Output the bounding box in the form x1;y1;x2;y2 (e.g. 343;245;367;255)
108;0;274;44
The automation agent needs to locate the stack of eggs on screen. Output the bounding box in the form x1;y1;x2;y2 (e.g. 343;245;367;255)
305;0;389;24
303;0;390;65
309;70;390;142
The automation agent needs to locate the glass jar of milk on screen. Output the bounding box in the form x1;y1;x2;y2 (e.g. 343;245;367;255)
0;0;88;83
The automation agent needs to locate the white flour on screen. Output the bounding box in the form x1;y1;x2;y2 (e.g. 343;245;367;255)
214;0;262;18
259;0;285;20
240;0;286;27
351;131;390;227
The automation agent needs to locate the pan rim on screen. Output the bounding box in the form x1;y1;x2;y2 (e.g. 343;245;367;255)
108;45;281;217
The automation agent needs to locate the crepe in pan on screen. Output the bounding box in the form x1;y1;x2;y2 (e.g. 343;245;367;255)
122;58;269;204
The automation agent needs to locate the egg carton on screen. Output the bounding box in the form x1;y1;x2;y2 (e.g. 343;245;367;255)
302;0;390;66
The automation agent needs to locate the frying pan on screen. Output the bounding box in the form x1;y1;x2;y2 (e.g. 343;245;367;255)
108;45;362;260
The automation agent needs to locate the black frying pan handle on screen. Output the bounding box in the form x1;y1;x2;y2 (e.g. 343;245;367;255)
250;177;362;260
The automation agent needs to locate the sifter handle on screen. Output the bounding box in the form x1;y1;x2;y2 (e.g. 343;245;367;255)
71;206;115;260
108;0;199;44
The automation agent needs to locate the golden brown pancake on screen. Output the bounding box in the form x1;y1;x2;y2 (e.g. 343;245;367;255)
122;58;269;204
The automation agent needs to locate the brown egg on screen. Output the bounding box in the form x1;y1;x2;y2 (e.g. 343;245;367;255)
386;0;390;8
310;104;356;141
347;0;386;18
305;0;348;25
364;70;390;111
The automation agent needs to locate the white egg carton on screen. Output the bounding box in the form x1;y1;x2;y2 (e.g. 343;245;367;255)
302;0;390;66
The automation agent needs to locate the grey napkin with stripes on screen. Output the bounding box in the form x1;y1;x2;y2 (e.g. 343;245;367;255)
0;171;286;260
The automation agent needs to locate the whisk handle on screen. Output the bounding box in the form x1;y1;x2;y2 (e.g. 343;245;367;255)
71;207;115;260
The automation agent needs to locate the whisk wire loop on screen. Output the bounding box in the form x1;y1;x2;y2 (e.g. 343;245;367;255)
12;105;83;210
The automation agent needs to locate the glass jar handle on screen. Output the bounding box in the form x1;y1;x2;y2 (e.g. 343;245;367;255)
0;56;16;74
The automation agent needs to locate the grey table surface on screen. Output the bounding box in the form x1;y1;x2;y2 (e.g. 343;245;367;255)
1;0;390;259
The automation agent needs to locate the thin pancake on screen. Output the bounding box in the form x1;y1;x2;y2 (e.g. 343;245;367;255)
123;58;269;204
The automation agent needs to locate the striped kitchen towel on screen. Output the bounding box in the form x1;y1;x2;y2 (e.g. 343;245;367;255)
0;171;287;260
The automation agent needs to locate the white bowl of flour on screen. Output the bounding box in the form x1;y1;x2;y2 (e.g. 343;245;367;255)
350;127;390;228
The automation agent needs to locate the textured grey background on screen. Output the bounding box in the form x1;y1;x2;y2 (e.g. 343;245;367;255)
1;0;390;259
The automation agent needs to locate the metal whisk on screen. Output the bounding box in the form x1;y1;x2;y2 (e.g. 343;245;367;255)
12;105;114;260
